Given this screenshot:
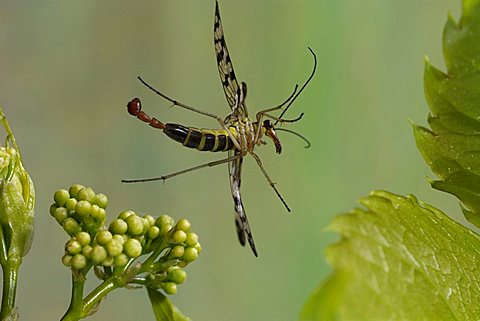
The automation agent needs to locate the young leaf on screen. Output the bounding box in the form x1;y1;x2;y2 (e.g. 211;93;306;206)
301;191;480;321
147;288;175;321
413;0;480;226
147;288;191;321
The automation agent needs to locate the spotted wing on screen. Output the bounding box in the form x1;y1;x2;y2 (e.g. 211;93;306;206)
228;150;257;256
214;1;247;117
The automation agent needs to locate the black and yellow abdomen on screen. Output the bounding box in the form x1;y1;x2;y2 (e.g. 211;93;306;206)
164;123;236;152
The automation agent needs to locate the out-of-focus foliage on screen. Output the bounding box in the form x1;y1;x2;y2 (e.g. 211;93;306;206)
302;0;480;320
414;0;480;226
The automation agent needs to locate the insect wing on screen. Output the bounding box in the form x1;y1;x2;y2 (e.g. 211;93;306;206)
228;150;258;256
214;1;247;116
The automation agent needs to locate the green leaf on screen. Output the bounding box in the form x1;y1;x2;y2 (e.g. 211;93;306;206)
147;288;191;321
301;191;480;321
299;269;350;321
147;288;175;321
413;0;480;226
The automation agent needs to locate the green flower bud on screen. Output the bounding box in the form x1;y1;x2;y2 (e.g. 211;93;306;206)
49;204;57;216
125;214;144;236
113;234;127;245
53;207;68;225
185;232;199;247
54;189;70;207
71;253;87;270
155;215;174;228
142;218;152;234
0;134;35;259
159;224;173;237
94;193;108;209
124;238;142;258
75;200;92;217
76;231;91;246
82;216;96;232
170;245;185;258
175;219;191;232
162;282;177;295
77;187;95;203
113;253;129;267
90;204;100;219
102;256;114;267
143;214;155;228
82;245;93;258
109;219;128;235
96;230;113;245
147;226;160;240
105;239;123;257
62;254;73;267
172;230;187;244
69;184;85;199
182;247;198;262
63;218;81;235
167;267;187;284
95;208;106;224
91;245;108;264
65;239;82;255
65;198;77;212
194;242;202;254
118;210;135;221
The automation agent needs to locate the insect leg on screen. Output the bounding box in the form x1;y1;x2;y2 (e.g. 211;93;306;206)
261;112;305;124
137;76;242;151
138;76;221;120
249;151;291;212
121;153;243;183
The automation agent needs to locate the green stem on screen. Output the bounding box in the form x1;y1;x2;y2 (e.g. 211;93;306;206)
80;278;118;317
0;227;8;266
0;257;20;321
142;240;167;269
60;271;87;321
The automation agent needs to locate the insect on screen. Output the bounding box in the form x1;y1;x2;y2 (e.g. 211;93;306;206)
123;0;316;256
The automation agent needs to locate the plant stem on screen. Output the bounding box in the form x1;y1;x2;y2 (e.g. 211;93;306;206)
60;271;87;321
0;257;20;320
61;263;142;320
142;240;167;269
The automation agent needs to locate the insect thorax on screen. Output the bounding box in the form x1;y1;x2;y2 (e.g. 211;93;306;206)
229;117;261;151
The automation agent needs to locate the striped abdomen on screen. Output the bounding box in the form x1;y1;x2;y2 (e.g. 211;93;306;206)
164;123;236;152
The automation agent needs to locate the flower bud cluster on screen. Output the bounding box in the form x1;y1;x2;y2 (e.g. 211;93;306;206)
50;184;108;236
50;184;201;295
166;218;201;264
139;217;202;294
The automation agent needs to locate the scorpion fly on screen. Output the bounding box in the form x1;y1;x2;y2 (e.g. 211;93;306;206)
123;0;316;256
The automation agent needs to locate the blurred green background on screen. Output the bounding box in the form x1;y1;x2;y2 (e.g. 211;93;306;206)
0;0;466;320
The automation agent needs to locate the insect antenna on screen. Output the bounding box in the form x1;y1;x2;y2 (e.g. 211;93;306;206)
137;76;178;106
274;84;299;109
274;47;317;126
275;128;311;148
